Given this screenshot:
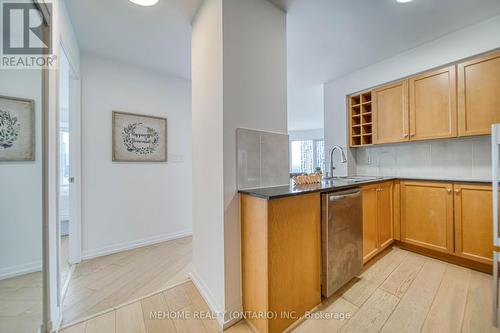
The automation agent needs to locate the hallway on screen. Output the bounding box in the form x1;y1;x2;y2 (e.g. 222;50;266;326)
62;236;191;326
60;247;500;333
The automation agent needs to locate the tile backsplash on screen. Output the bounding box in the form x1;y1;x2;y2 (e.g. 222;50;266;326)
354;136;492;180
237;128;289;189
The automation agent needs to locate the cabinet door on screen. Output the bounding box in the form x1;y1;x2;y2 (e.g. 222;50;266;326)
454;184;496;264
362;185;379;263
458;51;500;136
393;181;401;241
373;80;409;144
378;182;394;250
409;66;457;141
401;181;454;253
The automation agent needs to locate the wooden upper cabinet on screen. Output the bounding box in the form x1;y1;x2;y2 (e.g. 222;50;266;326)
409;66;457;141
401;181;454;254
378;181;394;250
458;51;500;136
454;184;496;264
373;81;409;144
362;185;379;263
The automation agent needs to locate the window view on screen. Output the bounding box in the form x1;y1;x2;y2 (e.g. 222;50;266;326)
290;139;325;174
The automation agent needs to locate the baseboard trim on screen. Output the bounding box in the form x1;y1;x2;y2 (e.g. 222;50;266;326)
188;270;225;328
0;260;42;280
81;229;192;261
188;270;243;330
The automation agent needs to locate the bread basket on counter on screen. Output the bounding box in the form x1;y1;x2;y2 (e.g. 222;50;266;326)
292;173;322;185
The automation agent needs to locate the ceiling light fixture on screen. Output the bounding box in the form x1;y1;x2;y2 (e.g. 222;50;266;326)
396;0;414;2
129;0;159;6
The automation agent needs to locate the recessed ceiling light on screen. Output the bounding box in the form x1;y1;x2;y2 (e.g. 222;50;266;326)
129;0;159;6
397;0;413;2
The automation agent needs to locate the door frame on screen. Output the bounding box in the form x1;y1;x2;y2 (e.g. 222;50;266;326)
64;41;82;266
55;40;82;306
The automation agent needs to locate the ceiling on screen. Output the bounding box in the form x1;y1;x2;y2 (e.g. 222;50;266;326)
65;0;202;79
285;0;500;130
66;0;500;130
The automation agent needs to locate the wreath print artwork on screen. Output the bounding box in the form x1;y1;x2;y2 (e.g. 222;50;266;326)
113;111;167;162
122;122;160;155
0;109;21;150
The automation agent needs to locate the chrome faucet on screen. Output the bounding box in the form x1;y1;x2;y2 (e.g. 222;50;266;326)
329;145;348;177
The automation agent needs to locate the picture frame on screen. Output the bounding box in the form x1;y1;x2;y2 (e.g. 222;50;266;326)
112;111;168;162
0;95;35;161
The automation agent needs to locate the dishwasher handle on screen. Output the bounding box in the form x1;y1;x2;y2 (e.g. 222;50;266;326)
328;189;361;202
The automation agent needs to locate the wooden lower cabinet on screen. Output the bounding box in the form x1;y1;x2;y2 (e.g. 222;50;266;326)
362;185;379;262
362;181;394;263
454;184;496;264
392;181;401;241
241;193;321;333
400;181;454;253
378;181;394;249
399;181;496;270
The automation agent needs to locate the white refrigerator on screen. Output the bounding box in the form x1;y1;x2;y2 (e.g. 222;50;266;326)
493;123;500;326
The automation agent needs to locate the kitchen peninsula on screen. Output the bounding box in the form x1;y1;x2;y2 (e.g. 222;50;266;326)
240;176;495;333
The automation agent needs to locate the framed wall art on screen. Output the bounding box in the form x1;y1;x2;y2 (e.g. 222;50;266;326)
112;111;167;162
0;95;35;161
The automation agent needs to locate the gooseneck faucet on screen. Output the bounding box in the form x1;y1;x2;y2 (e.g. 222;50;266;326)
329;145;348;177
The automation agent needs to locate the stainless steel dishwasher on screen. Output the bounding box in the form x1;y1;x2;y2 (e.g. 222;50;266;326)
321;188;363;298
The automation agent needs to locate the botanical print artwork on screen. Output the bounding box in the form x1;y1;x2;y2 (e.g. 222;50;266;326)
122;123;160;155
112;111;167;162
0;96;35;161
0;110;21;149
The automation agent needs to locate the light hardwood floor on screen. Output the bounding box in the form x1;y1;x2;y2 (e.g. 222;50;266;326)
61;247;500;333
0;272;43;333
61;235;71;287
62;236;192;326
298;247;500;333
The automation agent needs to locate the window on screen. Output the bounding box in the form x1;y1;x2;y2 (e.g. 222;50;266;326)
315;140;325;173
290;139;325;174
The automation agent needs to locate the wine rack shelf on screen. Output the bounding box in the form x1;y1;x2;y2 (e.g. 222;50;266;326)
349;91;373;147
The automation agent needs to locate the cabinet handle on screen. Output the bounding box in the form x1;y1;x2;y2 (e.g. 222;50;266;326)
403;134;409;138
410;133;415;137
447;188;452;193
455;189;461;194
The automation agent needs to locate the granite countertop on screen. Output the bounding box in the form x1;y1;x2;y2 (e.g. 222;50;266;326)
238;176;492;200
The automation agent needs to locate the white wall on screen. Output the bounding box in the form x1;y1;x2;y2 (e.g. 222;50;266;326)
81;53;192;259
191;0;225;320
287;83;324;131
223;1;287;316
289;128;324;141
0;70;43;279
324;14;500;177
191;0;287;327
